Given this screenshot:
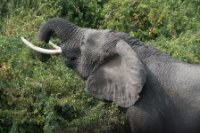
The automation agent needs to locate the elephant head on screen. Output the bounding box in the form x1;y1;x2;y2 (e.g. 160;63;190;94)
21;18;146;108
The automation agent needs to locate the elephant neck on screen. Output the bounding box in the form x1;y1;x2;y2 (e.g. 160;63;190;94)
115;33;173;63
132;41;176;64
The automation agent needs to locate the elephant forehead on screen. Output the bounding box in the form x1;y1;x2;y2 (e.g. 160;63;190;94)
84;29;110;45
81;31;110;56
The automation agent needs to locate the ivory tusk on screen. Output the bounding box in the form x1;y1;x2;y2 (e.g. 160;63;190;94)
21;37;62;54
49;41;61;51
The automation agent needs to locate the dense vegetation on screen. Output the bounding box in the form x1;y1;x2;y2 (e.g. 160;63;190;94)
0;0;200;132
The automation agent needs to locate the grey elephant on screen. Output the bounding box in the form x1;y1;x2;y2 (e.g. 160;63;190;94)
21;18;200;133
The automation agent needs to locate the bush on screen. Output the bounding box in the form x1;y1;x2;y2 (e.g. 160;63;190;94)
2;0;200;40
0;36;125;133
149;30;200;63
100;0;200;40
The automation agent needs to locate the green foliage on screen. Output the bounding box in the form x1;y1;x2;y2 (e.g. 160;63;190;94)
100;0;200;40
0;0;106;36
0;36;124;132
149;30;200;63
2;0;199;40
0;0;200;132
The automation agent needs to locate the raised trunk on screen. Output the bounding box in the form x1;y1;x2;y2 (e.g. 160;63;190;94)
39;18;84;45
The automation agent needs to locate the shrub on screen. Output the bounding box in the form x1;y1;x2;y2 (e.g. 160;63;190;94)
149;30;200;63
0;36;124;132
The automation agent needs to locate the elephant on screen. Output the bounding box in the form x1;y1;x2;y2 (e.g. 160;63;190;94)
21;18;200;133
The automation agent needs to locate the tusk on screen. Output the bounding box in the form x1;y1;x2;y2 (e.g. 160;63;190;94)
21;37;62;54
49;41;61;51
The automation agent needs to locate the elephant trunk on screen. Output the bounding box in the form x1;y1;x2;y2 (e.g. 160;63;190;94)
39;18;84;45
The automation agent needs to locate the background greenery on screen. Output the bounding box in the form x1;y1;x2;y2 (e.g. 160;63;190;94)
0;0;200;133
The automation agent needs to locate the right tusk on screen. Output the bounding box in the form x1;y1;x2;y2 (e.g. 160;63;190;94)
49;41;62;51
21;37;62;54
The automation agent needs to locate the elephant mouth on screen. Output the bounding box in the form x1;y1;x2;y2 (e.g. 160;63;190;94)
64;59;75;69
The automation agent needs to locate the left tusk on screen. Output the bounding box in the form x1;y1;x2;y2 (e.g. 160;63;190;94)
21;37;62;54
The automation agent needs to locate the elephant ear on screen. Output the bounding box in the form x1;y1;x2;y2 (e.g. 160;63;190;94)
86;40;146;108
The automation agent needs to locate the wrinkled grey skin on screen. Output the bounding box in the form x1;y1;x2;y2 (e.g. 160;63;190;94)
39;18;200;133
